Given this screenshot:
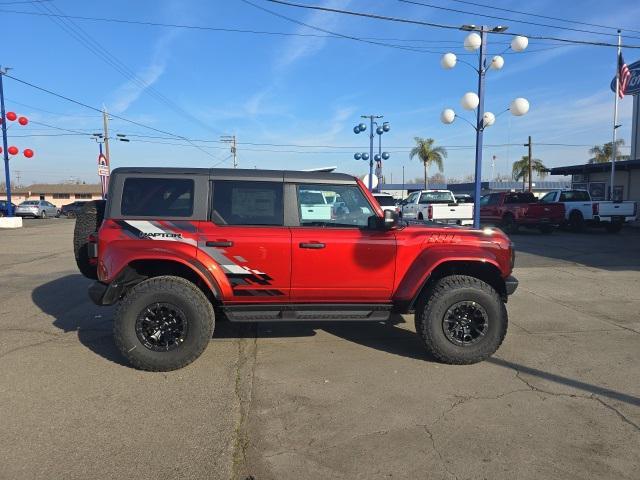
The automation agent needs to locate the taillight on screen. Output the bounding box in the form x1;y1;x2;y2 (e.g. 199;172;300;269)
592;203;599;215
427;205;433;220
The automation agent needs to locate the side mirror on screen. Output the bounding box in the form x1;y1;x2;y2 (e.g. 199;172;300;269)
383;209;399;229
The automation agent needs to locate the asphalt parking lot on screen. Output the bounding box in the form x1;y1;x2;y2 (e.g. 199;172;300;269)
1;220;639;480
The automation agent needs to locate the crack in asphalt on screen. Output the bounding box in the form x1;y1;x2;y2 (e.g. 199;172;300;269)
514;371;640;433
419;424;459;480
231;325;258;480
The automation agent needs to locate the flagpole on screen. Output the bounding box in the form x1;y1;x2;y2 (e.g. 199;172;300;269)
610;30;621;200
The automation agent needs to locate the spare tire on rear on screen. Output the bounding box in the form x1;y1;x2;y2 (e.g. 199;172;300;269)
73;200;106;279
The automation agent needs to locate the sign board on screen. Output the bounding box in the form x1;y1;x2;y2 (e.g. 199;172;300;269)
97;165;109;176
611;59;640;96
97;153;110;198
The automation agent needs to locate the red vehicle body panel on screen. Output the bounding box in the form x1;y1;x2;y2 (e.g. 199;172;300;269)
481;192;565;226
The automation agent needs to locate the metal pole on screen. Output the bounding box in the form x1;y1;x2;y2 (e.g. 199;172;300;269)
369;116;374;191
232;135;237;168
528;135;533;192
610;31;621;200
102;107;110;167
472;28;488;229
0;69;13;217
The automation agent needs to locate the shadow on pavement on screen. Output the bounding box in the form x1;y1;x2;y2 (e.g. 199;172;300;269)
31;273;127;367
510;227;640;271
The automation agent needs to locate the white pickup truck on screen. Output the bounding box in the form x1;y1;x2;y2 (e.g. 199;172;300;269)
400;190;473;225
540;189;637;233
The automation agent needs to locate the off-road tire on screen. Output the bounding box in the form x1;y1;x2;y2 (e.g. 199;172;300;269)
114;276;215;371
415;275;507;365
539;224;554;234
568;211;584;233
73;200;105;280
605;222;623;234
501;213;518;235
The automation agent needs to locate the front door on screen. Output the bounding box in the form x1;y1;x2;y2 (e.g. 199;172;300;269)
290;183;396;302
198;180;291;302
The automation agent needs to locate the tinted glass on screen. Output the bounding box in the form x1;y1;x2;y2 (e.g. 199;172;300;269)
560;190;590;202
419;191;454;204
505;192;535;204
212;180;283;226
121;177;194;217
297;184;373;228
22;201;39;205
374;195;396;206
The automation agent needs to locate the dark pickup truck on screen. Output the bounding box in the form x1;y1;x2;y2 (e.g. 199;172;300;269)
480;191;565;234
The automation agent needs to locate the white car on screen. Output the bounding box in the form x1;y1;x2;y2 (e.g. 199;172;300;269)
400;190;473;225
372;193;399;214
15;200;59;219
540;189;637;233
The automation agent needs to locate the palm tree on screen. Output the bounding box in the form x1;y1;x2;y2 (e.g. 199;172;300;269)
512;155;548;191
409;137;447;189
589;139;630;164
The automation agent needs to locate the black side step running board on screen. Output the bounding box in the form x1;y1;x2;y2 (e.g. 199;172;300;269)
222;304;393;322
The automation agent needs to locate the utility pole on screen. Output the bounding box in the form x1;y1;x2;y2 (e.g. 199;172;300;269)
220;135;237;168
102;107;111;168
0;67;13;216
524;135;533;192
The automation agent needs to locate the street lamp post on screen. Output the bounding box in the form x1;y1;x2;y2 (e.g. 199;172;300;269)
354;116;390;191
440;26;530;229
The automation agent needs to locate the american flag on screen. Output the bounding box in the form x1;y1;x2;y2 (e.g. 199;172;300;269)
617;52;631;99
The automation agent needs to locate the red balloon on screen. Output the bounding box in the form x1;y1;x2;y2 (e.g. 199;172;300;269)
18;116;28;126
8;146;18;155
0;147;2;153
6;112;17;121
23;148;34;158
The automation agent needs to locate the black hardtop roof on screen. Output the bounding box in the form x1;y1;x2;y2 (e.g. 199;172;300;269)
111;167;356;184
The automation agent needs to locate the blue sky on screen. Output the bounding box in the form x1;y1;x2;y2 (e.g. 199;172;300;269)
2;0;640;185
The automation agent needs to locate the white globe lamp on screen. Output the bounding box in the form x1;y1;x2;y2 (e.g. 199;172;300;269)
510;97;530;116
483;111;496;127
440;53;457;69
464;32;482;51
511;35;529;52
440;108;456;124
490;55;504;70
461;92;480;111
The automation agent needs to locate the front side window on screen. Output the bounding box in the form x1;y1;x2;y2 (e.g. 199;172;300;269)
212;180;283;226
297;184;373;228
121;177;194;217
541;192;556;203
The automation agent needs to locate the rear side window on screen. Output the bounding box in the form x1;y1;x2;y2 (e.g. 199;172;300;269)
121;177;194;217
212;180;283;226
374;195;396;206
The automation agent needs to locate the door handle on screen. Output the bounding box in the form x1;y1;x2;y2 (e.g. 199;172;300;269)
206;240;233;247
299;242;325;249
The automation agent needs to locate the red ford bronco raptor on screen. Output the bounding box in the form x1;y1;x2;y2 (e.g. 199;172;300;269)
73;167;517;371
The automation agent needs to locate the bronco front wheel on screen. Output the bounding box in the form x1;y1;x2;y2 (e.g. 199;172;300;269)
415;275;507;364
114;276;215;371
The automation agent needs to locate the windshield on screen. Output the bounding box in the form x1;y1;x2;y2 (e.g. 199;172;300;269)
419;192;454;204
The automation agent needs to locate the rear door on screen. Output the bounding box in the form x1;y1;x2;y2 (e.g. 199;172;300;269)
289;182;396;302
198;179;291;301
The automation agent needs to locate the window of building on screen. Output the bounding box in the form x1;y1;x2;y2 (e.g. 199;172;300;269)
75;193;93;199
212;180;283;226
297;184;373;228
52;193;70;199
121;177;194;217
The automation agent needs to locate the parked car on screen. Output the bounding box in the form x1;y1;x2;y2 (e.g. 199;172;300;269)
15;200;59;219
480;191;565;234
74;167;517;371
400;190;473;225
455;194;474;204
540;189;637;233
58;200;89;218
372;192;400;214
0;200;17;217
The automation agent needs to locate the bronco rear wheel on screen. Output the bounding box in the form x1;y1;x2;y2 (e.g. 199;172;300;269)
415;275;507;364
73;200;105;279
114;276;215;371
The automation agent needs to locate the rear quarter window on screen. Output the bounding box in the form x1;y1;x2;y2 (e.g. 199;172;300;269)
121;177;194;217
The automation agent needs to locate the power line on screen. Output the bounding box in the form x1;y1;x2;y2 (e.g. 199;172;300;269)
2;73;219;159
398;0;640;40
448;0;640;35
34;2;223;139
6;98;101;117
261;0;640;49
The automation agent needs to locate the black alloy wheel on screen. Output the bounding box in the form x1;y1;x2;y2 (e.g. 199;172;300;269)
135;302;189;352
442;301;489;346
